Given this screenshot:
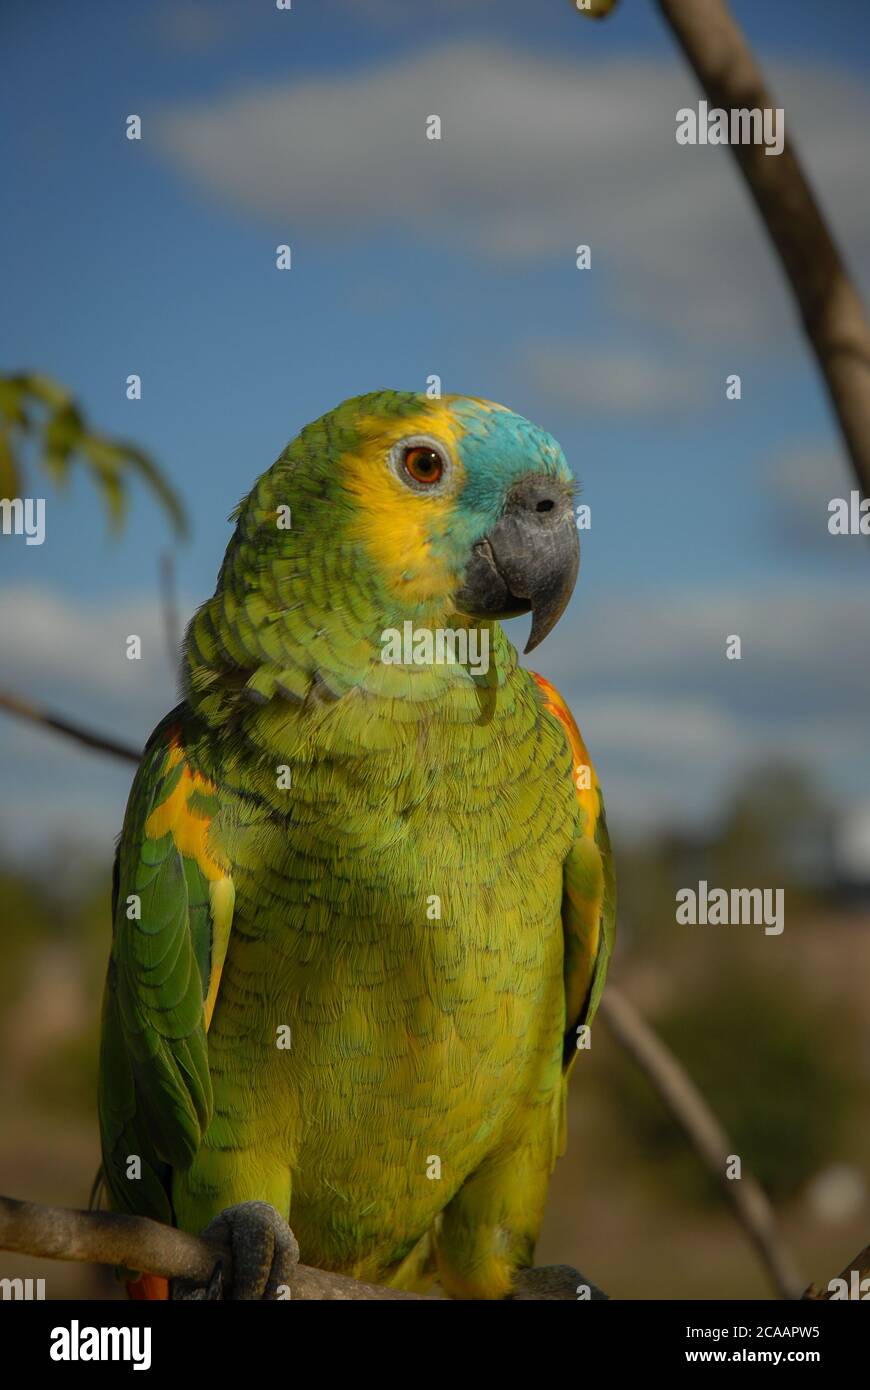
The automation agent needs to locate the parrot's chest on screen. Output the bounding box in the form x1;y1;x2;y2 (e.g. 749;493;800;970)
231;739;570;1049
229;706;574;1028
215;688;577;1270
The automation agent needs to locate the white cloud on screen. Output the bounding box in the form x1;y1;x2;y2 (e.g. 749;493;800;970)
0;722;135;865
765;444;858;545
579;694;743;759
534;584;870;704
334;0;500;22
0;586;186;734
521;343;705;415
526;581;870;834
154;2;236;52
0;587;195;864
156;44;870;342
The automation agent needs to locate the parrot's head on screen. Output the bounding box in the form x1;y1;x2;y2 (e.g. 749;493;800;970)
283;391;579;654
194;391;581;717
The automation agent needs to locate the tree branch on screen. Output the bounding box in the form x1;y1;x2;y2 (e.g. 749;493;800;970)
0;689;141;764
805;1242;870;1300
598;987;804;1300
0;1196;425;1301
655;0;870;497
2;1189;865;1302
158;549;182;676
0;1194;604;1300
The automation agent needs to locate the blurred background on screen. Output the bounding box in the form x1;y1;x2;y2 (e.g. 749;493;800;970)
1;0;869;1298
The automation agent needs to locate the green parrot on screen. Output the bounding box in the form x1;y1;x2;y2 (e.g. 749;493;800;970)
98;391;615;1300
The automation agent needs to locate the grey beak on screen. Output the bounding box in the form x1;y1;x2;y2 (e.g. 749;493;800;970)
454;475;579;653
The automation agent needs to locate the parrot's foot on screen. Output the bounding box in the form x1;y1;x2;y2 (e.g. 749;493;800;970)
172;1201;300;1301
510;1264;609;1301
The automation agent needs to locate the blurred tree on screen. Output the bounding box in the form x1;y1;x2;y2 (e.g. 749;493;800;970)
608;964;858;1204
713;764;832;899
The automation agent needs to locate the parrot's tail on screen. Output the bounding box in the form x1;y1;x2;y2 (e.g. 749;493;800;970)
91;1170;170;1298
127;1273;169;1300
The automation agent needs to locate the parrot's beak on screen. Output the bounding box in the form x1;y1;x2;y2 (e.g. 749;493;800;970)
454;475;579;653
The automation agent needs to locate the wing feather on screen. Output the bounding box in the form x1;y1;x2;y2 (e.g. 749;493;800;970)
531;674;616;1070
98;711;233;1221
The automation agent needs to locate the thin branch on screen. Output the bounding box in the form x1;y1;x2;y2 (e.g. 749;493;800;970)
0;689;141;764
805;1243;870;1301
0;1196;425;1301
598;987;804;1300
655;0;870;498
2;1189;864;1303
158;549;182;676
0;1194;601;1300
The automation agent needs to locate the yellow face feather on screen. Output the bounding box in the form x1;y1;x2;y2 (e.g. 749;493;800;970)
340;401;467;604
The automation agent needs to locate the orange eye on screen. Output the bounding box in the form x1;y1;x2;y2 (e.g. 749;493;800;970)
403;445;445;486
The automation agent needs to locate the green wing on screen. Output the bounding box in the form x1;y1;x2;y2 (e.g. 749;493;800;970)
531;673;616;1068
561;784;616;1059
98;711;234;1222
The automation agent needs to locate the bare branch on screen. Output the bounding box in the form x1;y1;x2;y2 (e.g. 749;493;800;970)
805;1242;870;1300
598;987;804;1300
655;0;870;497
159;549;182;676
0;1196;426;1301
0;689;141;764
0;1194;603;1300
2;1188;864;1303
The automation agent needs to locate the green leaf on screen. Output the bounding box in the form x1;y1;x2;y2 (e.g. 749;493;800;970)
113;440;189;538
80;433;127;532
15;372;73;410
0;428;21;498
0;372;188;538
42;403;85;486
0;377;28;425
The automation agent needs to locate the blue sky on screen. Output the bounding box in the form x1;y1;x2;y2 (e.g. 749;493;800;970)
2;0;870;863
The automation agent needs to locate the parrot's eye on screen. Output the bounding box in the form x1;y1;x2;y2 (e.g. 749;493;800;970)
390;436;451;494
403;446;444;486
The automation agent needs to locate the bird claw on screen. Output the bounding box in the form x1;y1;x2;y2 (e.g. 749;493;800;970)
172;1200;299;1301
172;1260;225;1301
510;1263;608;1300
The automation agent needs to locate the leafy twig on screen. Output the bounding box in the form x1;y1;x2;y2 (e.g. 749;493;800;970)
0;373;188;536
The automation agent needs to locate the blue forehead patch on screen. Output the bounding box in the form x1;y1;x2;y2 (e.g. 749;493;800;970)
450;399;572;512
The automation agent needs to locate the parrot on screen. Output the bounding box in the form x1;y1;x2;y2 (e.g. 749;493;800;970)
97;390;615;1300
